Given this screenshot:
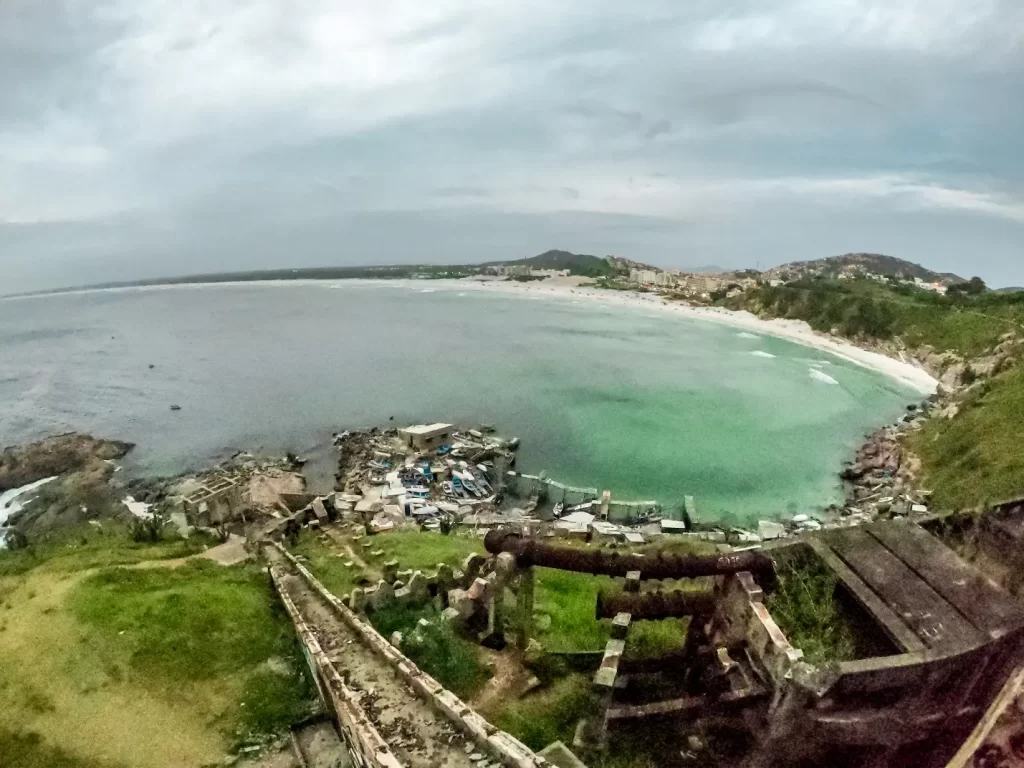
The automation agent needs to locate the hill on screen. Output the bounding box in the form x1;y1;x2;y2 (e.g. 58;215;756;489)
488;249;622;278
769;253;964;285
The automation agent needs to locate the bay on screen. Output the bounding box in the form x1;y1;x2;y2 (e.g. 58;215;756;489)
0;280;917;525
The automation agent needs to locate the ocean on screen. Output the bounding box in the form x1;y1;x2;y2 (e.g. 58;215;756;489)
0;280;918;525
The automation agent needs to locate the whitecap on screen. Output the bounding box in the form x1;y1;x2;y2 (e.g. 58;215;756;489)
737;332;759;339
419;289;436;293
123;495;154;519
750;351;776;359
810;369;839;385
0;476;58;526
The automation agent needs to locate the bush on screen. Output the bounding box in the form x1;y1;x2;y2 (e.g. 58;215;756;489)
369;602;490;698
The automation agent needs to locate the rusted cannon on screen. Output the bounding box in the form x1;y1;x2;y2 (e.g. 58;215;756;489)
483;529;774;579
596;588;717;621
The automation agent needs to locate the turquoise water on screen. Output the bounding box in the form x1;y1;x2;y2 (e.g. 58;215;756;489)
0;281;917;524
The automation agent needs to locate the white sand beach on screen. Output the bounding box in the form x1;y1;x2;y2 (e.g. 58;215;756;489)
420;276;940;395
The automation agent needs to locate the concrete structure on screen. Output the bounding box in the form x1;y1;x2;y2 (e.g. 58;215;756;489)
181;475;242;525
398;423;453;452
530;268;571;278
628;268;659;285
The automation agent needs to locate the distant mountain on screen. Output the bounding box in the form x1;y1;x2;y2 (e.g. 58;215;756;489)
995;287;1024;294
769;253;964;285
488;249;621;277
686;265;727;274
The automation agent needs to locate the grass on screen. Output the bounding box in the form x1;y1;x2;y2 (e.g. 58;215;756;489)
0;524;212;578
534;568;615;652
368;530;484;572
366;600;491;698
290;529;369;596
0;533;317;767
908;365;1024;510
765;555;857;666
68;560;317;746
0;727;119;768
491;672;600;750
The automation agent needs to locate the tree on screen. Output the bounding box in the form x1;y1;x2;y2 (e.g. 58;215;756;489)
949;276;987;296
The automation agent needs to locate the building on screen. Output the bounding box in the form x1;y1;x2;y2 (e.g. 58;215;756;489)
182;476;242;526
398;423;454;451
629;269;659;285
529;268;571;278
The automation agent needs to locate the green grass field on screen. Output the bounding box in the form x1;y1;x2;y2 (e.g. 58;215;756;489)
0;526;317;768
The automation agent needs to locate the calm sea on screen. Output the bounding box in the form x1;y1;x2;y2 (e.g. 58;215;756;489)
0;280;917;524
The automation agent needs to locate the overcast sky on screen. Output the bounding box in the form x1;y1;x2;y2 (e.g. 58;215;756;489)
2;1;1023;293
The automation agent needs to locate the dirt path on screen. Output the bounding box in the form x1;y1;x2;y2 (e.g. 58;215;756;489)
470;648;535;716
266;548;477;768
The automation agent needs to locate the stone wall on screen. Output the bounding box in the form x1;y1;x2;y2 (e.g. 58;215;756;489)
275;545;552;768
269;562;403;768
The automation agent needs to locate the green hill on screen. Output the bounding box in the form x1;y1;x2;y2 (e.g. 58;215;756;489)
771;253;963;285
488;250;622;278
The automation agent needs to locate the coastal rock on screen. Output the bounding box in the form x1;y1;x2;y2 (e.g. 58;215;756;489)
0;432;133;492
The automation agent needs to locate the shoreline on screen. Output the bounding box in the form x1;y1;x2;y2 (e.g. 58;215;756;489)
4;274;938;394
398;277;940;395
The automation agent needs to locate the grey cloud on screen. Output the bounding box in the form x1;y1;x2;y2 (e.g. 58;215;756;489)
1;0;1023;292
433;186;491;198
645;119;672;139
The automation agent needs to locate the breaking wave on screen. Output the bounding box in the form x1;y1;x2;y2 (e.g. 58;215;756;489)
809;368;839;385
750;351;776;359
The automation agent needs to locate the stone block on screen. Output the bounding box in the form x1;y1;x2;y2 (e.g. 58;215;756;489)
435;562;456;590
625;571;641;593
349;587;367;613
463;552;486;582
368;580;395;611
448;588;476;619
382;559;400;583
494;551;517;581
611;612;631;640
466;577;492;602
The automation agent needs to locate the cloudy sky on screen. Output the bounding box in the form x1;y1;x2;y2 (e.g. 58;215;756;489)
2;0;1023;293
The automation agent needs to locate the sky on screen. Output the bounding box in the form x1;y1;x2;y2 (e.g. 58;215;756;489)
2;0;1023;293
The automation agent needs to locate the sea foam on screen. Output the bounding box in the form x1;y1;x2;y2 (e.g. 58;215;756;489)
809;368;839;385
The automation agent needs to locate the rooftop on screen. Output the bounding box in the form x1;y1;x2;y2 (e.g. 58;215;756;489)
400;423;453;435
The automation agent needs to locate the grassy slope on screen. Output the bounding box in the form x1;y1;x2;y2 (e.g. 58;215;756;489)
908;365;1024;509
728;280;1024;509
0;526;316;768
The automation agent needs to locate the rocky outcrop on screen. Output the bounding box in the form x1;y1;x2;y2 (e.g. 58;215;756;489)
1;433;134;538
840;428;902;483
0;432;133;492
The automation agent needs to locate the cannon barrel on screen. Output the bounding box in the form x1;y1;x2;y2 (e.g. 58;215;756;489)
483;529;774;580
596;588;717;621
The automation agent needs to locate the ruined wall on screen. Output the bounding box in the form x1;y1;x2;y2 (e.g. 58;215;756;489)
269;564;403;768
274;545;551;768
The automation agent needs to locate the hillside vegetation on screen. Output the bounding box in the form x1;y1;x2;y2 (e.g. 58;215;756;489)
491;249;622;278
771;253;963;284
728;277;1024;357
725;277;1024;511
0;525;316;768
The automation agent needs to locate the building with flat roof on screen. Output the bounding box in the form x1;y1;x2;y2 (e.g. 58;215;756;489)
398;423;454;451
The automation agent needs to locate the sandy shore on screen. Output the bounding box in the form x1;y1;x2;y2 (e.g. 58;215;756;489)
414;277;939;395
